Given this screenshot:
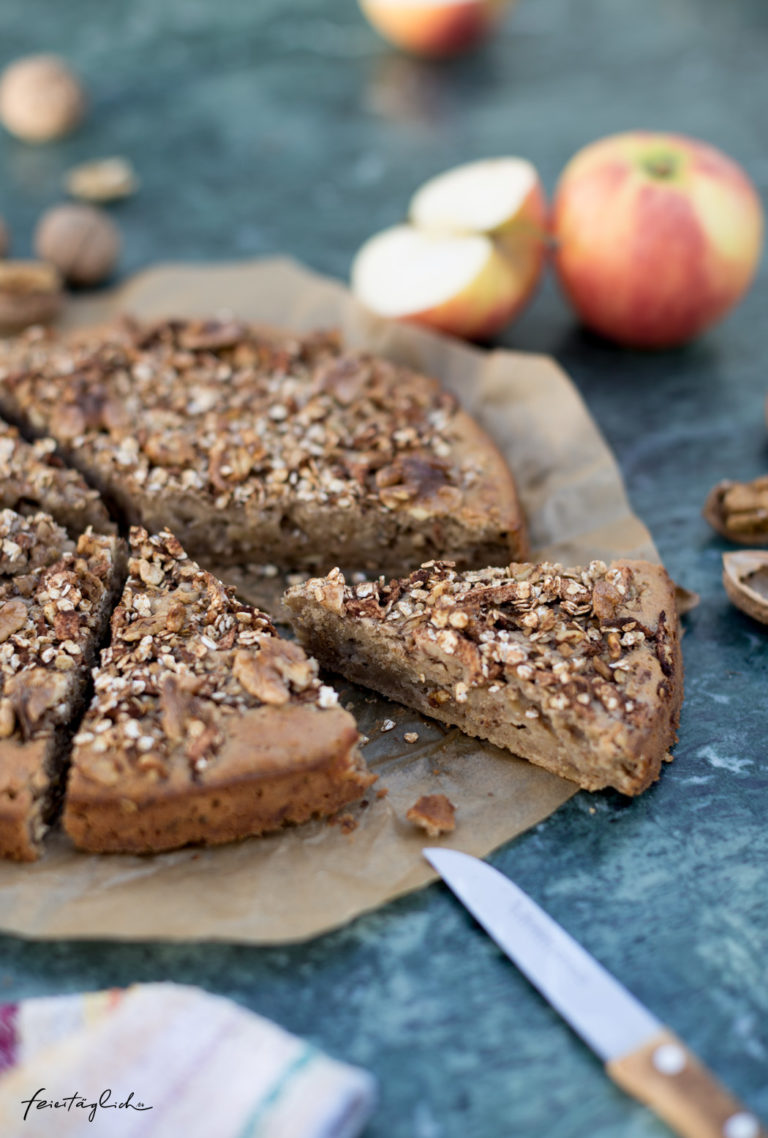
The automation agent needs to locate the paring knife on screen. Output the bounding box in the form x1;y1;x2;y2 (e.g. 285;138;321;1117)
423;847;766;1138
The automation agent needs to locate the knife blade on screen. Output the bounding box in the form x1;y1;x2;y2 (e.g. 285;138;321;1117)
424;847;766;1138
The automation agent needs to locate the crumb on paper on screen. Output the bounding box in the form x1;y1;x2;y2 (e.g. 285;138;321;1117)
329;812;358;835
406;794;456;837
380;718;396;733
404;731;419;743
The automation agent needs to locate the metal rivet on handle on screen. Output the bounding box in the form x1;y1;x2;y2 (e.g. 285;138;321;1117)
652;1043;687;1076
723;1113;760;1138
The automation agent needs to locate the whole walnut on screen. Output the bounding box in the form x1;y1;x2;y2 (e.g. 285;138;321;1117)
0;55;86;143
35;204;120;286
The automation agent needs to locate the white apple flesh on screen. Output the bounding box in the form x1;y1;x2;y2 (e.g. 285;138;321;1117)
351;224;522;340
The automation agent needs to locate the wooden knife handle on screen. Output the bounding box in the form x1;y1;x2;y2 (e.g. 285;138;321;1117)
607;1029;767;1138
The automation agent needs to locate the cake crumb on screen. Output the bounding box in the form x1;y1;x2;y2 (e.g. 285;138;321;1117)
406;794;456;837
376;786;389;799
329;812;358;835
404;731;419;743
380;718;396;733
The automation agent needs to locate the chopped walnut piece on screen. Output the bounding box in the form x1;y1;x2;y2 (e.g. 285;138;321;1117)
406;794;456;837
0;596;28;642
233;646;290;705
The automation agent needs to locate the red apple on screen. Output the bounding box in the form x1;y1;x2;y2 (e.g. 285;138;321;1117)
358;0;513;59
552;132;764;348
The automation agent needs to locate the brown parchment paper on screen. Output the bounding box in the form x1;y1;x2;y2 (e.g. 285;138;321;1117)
0;258;660;944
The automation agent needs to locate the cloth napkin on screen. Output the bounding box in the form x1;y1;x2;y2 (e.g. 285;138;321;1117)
0;982;376;1137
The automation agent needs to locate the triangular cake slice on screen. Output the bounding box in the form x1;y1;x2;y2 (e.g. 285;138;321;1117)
0;320;526;574
0;416;114;535
63;528;375;854
285;558;683;796
0;510;125;860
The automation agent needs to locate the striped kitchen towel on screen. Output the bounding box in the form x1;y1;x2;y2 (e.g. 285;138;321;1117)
0;983;376;1137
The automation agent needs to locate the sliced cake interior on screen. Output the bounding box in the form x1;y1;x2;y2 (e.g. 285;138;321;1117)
285;559;683;796
0;416;115;535
0;320;526;574
63;528;375;854
0;510;125;860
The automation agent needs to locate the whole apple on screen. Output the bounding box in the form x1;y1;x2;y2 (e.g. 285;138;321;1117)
552;131;764;348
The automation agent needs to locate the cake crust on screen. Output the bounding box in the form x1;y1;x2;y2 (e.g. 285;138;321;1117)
63;528;374;854
0;320;526;573
285;558;684;796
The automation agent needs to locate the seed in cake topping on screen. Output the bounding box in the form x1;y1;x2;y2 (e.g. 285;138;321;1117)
0;698;15;737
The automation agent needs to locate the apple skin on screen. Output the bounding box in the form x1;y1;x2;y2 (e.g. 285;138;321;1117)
359;0;508;59
552;132;765;348
492;178;548;310
407;243;524;339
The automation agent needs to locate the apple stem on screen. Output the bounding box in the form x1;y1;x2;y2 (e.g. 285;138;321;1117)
643;155;679;180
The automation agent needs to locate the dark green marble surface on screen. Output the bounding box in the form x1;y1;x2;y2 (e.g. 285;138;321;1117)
0;1;767;1135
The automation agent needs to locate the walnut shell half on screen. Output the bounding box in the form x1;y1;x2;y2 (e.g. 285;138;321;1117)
722;550;768;626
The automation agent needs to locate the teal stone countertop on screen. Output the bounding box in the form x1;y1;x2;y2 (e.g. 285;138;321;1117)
0;1;766;1135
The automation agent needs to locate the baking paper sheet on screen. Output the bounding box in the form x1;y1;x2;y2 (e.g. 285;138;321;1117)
0;258;659;943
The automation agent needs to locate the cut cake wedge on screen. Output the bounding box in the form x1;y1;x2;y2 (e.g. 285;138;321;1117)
0;320;526;574
285;558;683;796
0;510;125;860
63;528;375;854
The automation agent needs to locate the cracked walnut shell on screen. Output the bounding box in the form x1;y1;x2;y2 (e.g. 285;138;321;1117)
722;550;768;626
704;475;768;544
0;261;63;331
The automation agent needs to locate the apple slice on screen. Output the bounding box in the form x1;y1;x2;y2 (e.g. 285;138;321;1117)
351;223;522;340
410;157;548;298
358;0;510;58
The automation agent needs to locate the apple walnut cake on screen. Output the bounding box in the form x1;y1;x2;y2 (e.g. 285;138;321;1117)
0;510;125;860
285;558;683;796
0;320;527;574
63;528;375;854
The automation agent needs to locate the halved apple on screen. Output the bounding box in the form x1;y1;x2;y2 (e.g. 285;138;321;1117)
359;0;510;58
351;223;523;340
410;157;548;299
